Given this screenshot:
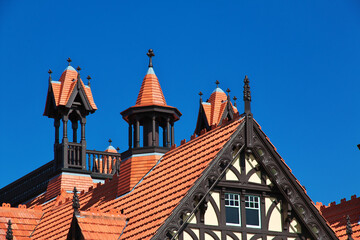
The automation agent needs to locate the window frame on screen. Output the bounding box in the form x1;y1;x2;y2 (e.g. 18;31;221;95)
244;195;261;228
224;193;241;226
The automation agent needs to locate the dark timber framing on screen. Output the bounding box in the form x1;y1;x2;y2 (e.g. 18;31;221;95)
152;76;337;240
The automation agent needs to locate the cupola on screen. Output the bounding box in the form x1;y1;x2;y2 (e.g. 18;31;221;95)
121;49;182;159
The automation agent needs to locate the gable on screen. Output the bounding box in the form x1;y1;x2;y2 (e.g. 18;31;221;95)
153;117;337;240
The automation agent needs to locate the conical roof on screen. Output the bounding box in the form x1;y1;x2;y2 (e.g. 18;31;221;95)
135;67;167;106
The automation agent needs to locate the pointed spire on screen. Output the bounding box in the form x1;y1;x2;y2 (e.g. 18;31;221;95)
233;96;237;107
147;49;155;68
48;69;53;83
346;215;354;240
199;91;203;104
243;75;251;114
87;75;91;87
215;80;220;88
67;57;72;66
72;187;80;215
6;219;13;240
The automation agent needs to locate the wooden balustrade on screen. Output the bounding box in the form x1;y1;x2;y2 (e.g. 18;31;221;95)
67;142;83;168
86;150;121;174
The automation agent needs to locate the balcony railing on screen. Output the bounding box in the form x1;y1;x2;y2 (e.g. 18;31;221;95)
86;149;121;175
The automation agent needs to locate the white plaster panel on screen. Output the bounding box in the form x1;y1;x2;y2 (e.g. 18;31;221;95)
248;171;261;184
226;168;239;181
267;236;275;240
190;228;199;239
265;197;276;216
184;212;197;224
233;232;242;240
204;199;218;226
213;230;221;239
287;238;297;240
246;233;254;240
226;235;234;240
183;231;193;240
268;202;282;232
289;218;301;233
233;155;241;173
205;232;215;240
245;154;257;175
266;176;272;186
211;191;220;210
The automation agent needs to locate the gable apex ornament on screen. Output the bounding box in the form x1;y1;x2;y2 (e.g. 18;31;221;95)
243;75;251;114
72;187;80;216
346;215;354;240
6;219;13;240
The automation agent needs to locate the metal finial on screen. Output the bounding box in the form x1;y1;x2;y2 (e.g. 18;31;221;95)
346;215;354;240
199;91;203;103
48;69;52;82
77;66;81;71
87;75;91;86
72;187;80;215
147;49;155;68
108;139;112;146
215;80;220;88
76;66;81;81
116;147;120;151
226;88;231;100
67;57;72;66
6;219;13;240
243;75;251;114
226;88;230;94
233;96;237;107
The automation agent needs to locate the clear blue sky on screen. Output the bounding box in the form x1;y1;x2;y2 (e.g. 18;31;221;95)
1;0;359;205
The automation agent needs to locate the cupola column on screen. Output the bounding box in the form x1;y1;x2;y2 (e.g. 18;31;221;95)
62;116;68;140
152;115;156;146
62;115;69;168
128;123;133;149
171;122;174;146
166;118;170;147
72;120;78;143
135;118;140;148
80;118;86;141
54;119;60;144
80;117;87;170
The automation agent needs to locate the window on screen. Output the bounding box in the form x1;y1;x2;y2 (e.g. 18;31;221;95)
245;195;261;228
225;193;241;226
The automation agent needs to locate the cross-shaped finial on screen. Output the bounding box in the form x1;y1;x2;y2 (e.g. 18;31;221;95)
233;96;237;107
215;80;220;88
226;88;230;94
116;147;120;151
147;49;155;68
67;57;72;66
48;69;52;75
77;66;81;71
199;91;203;97
87;75;91;86
108;139;112;146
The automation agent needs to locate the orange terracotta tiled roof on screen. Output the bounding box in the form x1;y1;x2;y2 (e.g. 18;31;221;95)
0;203;42;240
73;210;127;240
320;195;360;239
27;118;243;240
202;87;238;126
135;67;167;106
49;66;97;109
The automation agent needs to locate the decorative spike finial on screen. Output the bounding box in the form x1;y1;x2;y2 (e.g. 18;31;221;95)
243;75;251;114
116;147;120;151
6;219;13;240
215;80;220;88
48;69;53;82
76;66;81;81
199;91;203;103
108;139;112;146
72;187;80;215
226;88;231;100
67;57;72;66
147;49;155;68
233;96;237;107
87;75;91;86
346;215;354;240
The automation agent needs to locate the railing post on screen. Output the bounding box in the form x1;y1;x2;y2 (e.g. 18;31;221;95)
80;118;87;170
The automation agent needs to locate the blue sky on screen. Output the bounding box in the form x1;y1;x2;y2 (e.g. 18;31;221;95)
0;0;359;205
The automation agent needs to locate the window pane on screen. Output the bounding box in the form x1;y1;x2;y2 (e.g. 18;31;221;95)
226;206;240;225
246;208;260;226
